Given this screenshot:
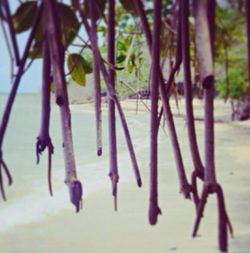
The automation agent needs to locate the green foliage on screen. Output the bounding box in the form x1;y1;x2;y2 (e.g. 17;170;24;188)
116;54;126;64
67;53;89;86
214;4;247;101
8;0;248;102
215;6;245;62
79;48;93;71
116;40;128;67
59;4;81;48
216;65;247;100
97;24;107;37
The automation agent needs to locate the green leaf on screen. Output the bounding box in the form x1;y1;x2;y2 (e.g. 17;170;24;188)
116;54;126;64
59;3;80;48
50;82;54;93
28;3;80;59
97;25;107;37
28;41;43;59
117;40;127;52
80;56;93;74
67;54;87;86
12;1;37;33
127;62;134;73
130;53;136;67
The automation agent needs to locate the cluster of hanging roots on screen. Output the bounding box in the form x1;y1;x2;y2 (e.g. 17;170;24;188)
1;0;250;252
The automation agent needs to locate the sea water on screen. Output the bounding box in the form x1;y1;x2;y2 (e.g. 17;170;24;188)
0;94;151;232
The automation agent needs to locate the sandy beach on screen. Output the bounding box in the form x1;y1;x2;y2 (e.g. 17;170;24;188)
0;98;249;253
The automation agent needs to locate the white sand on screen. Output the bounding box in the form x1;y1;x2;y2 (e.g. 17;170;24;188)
0;99;249;253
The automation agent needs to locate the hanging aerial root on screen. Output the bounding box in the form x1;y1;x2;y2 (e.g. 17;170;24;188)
180;0;206;211
109;172;119;211
191;166;205;210
0;4;42;201
88;0;102;157
133;0;192;202
0;151;13;200
106;0;119;211
68;180;83;213
45;0;83;212
192;183;233;252
36;137;54;196
179;182;193;199
73;1;142;188
148;0;162;225
36;35;54;196
191;170;203;211
36;138;53;163
113;96;142;188
149;199;162;225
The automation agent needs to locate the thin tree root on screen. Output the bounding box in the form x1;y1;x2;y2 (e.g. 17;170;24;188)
0;151;13;200
109;172;119;211
191;170;204;210
69;180;83;213
36;137;54;196
149;200;162;225
180;183;193;199
192;183;233;252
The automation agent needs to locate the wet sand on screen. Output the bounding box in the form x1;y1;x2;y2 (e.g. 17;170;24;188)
0;99;249;253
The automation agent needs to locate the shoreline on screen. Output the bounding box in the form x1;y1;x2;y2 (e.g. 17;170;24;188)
0;97;250;253
71;97;238;122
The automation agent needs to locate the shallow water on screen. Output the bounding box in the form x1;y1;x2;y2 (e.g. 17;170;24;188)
0;95;250;253
0;94;151;232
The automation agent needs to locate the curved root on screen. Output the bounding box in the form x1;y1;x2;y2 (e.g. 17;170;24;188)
192;183;233;252
0;151;13;200
36;137;54;196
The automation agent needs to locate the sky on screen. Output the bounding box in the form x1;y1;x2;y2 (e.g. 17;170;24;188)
0;0;93;94
0;1;42;93
0;35;42;93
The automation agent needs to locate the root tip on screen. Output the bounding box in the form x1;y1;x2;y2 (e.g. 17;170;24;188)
113;195;118;211
149;205;161;225
137;178;142;187
97;148;102;156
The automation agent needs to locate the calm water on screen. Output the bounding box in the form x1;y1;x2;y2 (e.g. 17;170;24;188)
0;94;151;232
